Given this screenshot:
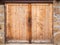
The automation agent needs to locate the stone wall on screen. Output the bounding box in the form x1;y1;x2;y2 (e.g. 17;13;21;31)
0;5;4;44
53;1;60;44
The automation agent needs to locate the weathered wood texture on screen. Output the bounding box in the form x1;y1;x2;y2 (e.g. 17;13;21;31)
6;4;29;42
5;3;53;43
31;4;53;42
0;0;53;3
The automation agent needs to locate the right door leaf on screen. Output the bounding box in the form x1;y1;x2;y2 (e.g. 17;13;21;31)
31;4;53;43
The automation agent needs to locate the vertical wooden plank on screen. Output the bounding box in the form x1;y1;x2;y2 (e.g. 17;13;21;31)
31;4;37;42
47;4;53;40
6;5;13;40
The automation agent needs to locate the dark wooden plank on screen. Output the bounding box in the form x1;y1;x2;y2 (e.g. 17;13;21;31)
28;4;32;43
5;0;53;1
56;0;60;2
0;0;53;3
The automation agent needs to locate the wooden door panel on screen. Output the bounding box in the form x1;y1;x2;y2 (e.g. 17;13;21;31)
6;4;29;42
31;4;52;42
6;3;53;43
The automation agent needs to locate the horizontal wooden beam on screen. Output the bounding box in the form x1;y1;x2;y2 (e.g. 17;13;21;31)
0;0;53;4
56;0;60;2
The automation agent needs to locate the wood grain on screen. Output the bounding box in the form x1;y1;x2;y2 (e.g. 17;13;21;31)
5;3;52;43
6;4;29;42
31;4;53;42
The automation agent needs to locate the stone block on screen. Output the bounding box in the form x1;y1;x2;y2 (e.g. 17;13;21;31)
0;33;4;44
0;5;4;16
0;16;4;22
55;8;60;14
0;24;4;33
54;32;60;44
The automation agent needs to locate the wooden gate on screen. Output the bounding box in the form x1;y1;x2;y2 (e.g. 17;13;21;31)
5;3;53;43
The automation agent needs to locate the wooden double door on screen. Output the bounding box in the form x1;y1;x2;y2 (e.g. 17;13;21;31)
5;3;53;43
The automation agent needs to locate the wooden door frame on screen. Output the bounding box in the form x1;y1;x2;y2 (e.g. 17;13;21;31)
4;3;53;44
